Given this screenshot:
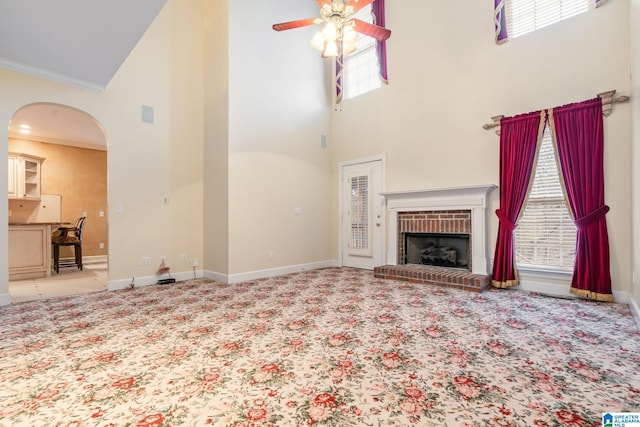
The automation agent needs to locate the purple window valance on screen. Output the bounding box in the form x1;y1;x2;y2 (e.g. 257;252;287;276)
373;0;388;83
494;0;508;45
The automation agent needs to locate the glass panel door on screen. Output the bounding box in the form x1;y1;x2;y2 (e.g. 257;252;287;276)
348;171;372;256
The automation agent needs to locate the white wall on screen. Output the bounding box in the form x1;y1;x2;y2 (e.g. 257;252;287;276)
94;0;205;284
630;0;640;312
331;0;632;294
0;0;205;303
225;0;333;275
203;0;230;275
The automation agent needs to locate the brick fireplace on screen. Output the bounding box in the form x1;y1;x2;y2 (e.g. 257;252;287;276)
374;185;497;292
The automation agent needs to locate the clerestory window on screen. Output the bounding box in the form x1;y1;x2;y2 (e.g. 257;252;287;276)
495;0;605;43
343;4;382;100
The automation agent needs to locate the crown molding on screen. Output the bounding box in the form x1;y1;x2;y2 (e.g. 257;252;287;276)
0;57;106;93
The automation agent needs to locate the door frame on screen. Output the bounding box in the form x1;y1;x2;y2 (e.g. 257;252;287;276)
338;154;387;268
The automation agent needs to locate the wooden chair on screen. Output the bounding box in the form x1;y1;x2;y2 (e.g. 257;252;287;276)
52;216;87;273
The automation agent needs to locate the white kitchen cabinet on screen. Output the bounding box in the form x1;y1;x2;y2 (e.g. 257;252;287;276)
8;153;44;200
7;154;18;198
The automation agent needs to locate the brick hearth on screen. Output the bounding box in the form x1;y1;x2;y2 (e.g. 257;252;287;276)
373;264;491;293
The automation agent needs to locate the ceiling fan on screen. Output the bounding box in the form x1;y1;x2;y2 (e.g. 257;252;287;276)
272;0;391;58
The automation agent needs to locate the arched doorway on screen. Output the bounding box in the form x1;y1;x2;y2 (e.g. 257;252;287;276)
7;102;108;302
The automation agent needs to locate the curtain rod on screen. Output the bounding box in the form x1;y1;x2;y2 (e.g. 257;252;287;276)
482;90;630;134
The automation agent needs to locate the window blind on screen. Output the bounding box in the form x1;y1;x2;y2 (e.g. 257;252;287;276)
349;174;370;251
515;129;577;270
506;0;596;38
344;4;381;100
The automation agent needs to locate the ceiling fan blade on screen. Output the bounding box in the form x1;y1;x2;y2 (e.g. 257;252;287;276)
352;19;391;41
316;0;331;7
350;0;374;13
273;18;319;32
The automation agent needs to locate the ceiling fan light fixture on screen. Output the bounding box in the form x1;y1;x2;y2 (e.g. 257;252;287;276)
319;3;333;19
321;40;339;58
343;23;358;44
273;0;390;58
322;21;338;41
310;31;325;50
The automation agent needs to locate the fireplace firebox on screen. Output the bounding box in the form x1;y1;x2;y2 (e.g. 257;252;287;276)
404;232;470;269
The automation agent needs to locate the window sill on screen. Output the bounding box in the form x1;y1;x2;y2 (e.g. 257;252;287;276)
517;264;573;280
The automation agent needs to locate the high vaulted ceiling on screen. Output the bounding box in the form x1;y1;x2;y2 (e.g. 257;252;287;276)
0;0;167;92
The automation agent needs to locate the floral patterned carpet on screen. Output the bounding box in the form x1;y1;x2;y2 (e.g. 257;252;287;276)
1;267;639;426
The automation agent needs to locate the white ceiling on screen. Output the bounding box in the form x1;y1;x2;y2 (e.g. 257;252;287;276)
0;0;168;150
0;0;167;92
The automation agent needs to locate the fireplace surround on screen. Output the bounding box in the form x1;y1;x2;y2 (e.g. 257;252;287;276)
374;185;497;292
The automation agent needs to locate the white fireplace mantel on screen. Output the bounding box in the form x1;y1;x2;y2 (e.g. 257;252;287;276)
381;185;497;275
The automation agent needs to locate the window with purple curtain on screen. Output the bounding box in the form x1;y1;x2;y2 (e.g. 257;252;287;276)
492;111;545;288
336;0;388;107
548;98;613;302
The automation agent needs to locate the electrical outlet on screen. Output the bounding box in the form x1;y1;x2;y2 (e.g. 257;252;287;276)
99;243;104;249
191;259;199;267
269;250;275;259
141;257;151;266
178;253;187;262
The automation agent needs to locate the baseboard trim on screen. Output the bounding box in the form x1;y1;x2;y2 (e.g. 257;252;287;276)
205;260;339;285
204;270;228;284
515;279;630;304
108;270;203;291
0;293;11;307
514;280;573;298
109;260;339;290
630;295;640;331
84;255;108;264
58;255;108;265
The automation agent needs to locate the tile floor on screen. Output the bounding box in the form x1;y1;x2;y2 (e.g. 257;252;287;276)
9;262;108;303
